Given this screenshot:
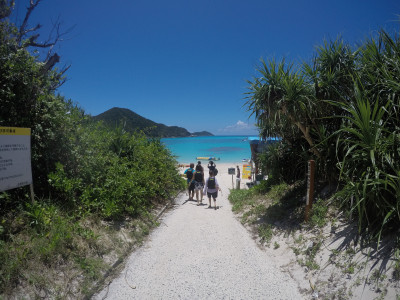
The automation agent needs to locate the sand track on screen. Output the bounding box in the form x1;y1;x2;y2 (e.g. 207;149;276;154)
94;164;303;299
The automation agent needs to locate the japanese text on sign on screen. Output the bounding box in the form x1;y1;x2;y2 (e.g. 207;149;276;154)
0;127;32;192
242;164;251;179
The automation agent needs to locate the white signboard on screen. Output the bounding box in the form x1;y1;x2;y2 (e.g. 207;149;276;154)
0;127;32;192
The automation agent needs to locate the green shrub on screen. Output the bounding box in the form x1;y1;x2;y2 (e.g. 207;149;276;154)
310;199;329;228
258;141;308;184
228;189;254;212
45;124;184;220
335;87;400;241
252;175;280;194
258;224;273;244
267;183;290;201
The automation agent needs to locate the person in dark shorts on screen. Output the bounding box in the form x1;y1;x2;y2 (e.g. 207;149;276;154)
184;163;195;200
203;170;220;210
190;164;205;205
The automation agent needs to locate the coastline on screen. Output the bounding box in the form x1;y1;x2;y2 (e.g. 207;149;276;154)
178;161;250;170
162;135;256;165
178;162;253;190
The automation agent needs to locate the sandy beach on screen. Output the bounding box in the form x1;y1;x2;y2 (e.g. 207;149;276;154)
94;162;304;299
179;161;253;189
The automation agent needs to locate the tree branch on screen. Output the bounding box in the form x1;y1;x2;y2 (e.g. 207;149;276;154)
18;0;41;44
49;64;71;90
41;53;60;73
282;102;321;158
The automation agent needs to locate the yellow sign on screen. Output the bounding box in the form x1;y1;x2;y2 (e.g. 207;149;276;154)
0;127;32;192
242;164;251;179
0;127;31;135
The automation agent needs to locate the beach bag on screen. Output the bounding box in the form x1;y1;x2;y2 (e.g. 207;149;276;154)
186;168;193;180
208;177;216;189
194;171;203;182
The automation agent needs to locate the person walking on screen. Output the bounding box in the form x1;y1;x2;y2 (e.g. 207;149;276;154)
207;160;215;172
203;170;221;210
190;164;205;205
207;160;218;175
184;163;195;200
196;161;203;172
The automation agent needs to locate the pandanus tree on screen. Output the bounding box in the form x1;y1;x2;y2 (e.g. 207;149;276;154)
302;39;356;181
334;30;400;237
245;59;320;157
245;40;356;183
246;30;400;237
358;30;400;126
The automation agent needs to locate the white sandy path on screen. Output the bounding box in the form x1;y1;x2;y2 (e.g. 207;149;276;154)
94;163;303;300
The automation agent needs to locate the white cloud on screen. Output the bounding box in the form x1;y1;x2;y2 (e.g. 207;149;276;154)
218;120;258;135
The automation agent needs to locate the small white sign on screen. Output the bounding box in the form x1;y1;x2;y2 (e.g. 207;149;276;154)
0;127;32;192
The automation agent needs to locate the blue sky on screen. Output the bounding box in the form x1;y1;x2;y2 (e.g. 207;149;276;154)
12;0;400;135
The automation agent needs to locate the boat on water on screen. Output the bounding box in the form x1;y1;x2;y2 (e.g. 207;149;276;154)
196;156;220;161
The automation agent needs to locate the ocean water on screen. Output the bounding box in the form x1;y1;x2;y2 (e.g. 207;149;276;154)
161;135;258;164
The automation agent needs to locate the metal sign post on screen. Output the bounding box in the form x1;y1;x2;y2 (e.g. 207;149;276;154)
305;160;315;222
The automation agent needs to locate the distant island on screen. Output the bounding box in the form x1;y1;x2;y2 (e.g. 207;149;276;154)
92;107;213;138
191;131;214;137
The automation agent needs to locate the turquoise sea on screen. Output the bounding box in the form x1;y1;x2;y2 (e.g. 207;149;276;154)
161;135;258;164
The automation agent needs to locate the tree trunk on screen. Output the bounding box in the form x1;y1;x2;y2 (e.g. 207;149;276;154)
281;104;321;158
294;120;321;158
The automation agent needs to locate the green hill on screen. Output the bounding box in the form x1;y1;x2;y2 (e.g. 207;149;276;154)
92;107;213;137
191;131;214;137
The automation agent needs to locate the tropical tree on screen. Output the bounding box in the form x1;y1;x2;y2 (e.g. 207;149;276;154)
245;59;319;155
334;30;400;237
246;29;400;236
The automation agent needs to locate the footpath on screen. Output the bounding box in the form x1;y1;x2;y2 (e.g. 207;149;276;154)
94;166;303;299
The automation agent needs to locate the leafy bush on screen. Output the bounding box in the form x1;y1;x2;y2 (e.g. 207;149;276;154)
310;199;329;228
335;85;400;239
252;175;282;194
258;224;273;244
46;125;184;219
228;189;255;212
258;141;308;184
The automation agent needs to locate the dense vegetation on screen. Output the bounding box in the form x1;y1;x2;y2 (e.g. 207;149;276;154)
245;29;400;240
0;1;184;297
